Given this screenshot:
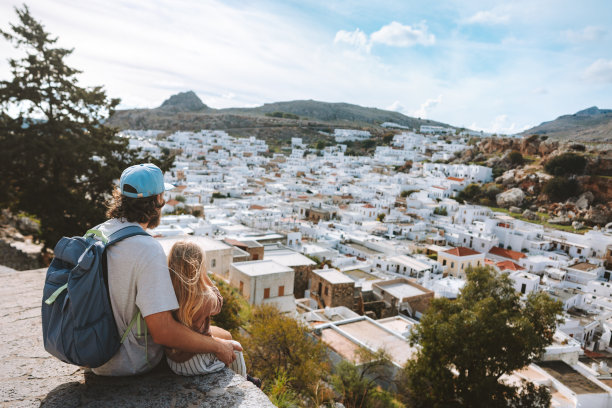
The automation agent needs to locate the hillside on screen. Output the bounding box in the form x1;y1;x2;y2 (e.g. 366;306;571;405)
107;91;452;140
522;106;612;142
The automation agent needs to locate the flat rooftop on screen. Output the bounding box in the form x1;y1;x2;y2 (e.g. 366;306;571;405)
344;242;383;255
313;269;354;285
232;260;293;277
264;247;316;267
157;236;231;255
376;316;415;337
343;269;378;282
322;319;416;366
537;361;606;394
377;281;427;299
569;262;599;272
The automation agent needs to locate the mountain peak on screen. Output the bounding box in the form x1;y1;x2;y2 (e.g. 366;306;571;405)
574;106;612;116
159;91;208;112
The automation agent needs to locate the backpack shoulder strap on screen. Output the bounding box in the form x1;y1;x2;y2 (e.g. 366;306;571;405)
106;225;150;247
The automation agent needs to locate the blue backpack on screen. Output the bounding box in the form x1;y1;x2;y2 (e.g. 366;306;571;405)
41;225;149;368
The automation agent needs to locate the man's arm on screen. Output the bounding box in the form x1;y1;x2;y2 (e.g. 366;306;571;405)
144;310;242;365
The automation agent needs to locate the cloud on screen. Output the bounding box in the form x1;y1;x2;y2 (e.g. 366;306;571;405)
469;114;530;135
334;28;370;52
465;10;510;25
370;21;435;47
413;95;442;119
386;100;409;114
564;26;606;43
584;59;612;83
334;21;434;53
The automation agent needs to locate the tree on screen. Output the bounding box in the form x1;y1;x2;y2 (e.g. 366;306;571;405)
544;153;587;176
508;150;524;166
0;6;137;248
210;276;249;335
237;305;329;400
542;177;580;202
331;348;404;408
377;213;386;222
398;266;563;408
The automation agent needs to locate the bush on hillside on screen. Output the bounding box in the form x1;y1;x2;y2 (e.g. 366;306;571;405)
544;153;587;176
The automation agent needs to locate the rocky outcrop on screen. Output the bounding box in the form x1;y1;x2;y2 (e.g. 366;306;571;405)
496;188;525;208
0;210;44;270
0;267;274;408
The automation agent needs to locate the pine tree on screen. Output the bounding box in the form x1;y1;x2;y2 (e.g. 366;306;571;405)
0;5;137;248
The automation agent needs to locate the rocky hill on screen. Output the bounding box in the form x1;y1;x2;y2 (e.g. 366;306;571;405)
107;91;452;142
521;106;612;142
453;135;612;228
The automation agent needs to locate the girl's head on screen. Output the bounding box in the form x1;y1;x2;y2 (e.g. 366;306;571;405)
168;241;211;327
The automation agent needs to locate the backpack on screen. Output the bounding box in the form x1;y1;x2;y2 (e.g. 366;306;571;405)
41;225;149;368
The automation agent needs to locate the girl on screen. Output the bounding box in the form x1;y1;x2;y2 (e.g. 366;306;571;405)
165;240;259;386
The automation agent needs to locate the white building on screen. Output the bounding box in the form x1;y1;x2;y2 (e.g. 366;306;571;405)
230;260;296;313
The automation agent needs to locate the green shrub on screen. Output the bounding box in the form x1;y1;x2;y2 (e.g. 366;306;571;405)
544;153;587;176
542;177;580;202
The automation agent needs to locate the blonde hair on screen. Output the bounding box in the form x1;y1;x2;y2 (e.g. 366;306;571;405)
168;241;214;328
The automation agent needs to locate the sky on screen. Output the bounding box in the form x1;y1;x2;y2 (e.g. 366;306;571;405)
1;0;611;134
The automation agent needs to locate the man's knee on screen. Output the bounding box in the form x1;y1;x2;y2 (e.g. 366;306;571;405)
210;326;232;340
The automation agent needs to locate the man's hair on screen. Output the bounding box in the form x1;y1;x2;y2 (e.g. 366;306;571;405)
106;188;164;228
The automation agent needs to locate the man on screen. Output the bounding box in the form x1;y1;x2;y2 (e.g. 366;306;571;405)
93;163;240;376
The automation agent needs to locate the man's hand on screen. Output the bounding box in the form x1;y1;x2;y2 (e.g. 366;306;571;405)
214;339;242;366
144;311;239;361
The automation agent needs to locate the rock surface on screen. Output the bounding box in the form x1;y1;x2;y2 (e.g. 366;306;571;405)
0;267;274;408
496;188;525;208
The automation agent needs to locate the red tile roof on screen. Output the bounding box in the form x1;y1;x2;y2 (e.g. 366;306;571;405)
443;247;482;257
447;177;465;182
488;246;526;261
166;199;180;206
496;260;525;271
249;204;266;210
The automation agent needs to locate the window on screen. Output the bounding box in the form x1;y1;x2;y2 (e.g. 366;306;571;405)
263;288;270;299
239;280;244;295
324;286;329;296
521;283;526;294
443;260;447;266
278;285;284;297
211;258;216;268
318;282;322;295
451;262;454;268
461;263;464;270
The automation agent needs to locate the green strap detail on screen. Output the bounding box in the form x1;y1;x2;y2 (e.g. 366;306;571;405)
44;283;68;305
121;311;141;344
120;311;151;368
84;229;109;244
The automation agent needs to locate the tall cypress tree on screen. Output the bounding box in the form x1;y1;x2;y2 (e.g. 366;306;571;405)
0;5;137;248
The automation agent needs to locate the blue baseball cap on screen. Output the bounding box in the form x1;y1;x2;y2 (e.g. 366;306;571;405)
119;163;174;198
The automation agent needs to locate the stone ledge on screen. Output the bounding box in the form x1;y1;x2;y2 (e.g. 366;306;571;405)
0;268;275;407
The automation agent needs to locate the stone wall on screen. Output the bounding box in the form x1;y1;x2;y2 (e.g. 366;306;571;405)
0;267;274;407
292;264;315;298
0;240;43;271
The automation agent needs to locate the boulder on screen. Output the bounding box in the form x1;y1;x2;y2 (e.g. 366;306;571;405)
575;191;595;210
522;210;538;221
496;188;525;208
585;205;610;225
548;216;571;226
509;206;522;214
572;221;585;230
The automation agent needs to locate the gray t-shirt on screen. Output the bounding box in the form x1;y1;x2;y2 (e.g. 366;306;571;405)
92;218;179;376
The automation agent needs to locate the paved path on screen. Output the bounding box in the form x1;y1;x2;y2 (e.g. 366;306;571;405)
0;268;274;407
